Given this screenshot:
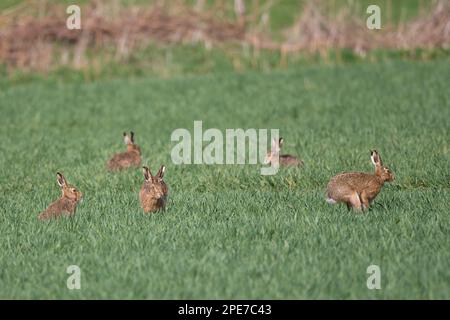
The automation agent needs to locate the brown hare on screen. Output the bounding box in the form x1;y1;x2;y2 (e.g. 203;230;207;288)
326;150;394;211
265;137;303;167
140;165;168;213
38;172;83;220
107;131;141;171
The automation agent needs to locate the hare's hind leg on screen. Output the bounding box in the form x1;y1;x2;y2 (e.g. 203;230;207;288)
360;191;370;211
348;192;363;211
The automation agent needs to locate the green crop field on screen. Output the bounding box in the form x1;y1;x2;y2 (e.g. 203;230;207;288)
0;60;449;299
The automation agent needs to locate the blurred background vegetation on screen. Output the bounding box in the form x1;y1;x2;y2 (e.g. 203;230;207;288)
0;0;449;85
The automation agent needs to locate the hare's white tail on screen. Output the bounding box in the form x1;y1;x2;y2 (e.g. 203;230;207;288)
326;198;337;204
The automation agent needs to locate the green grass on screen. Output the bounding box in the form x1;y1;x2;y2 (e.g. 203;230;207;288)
0;60;449;299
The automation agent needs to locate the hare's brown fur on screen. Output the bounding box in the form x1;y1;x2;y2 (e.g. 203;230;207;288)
326;150;394;211
38;173;83;220
139;165;168;213
266;137;303;167
279;154;304;167
107;132;141;171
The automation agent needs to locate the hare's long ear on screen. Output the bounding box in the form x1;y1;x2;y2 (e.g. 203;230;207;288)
124;132;132;145
156;165;166;179
130;131;135;144
56;172;67;188
271;139;280;155
278;137;284;148
143;166;152;181
271;138;279;153
371;150;382;167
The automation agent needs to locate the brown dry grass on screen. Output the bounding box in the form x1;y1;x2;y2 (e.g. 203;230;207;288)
0;0;449;73
279;0;450;55
0;0;248;72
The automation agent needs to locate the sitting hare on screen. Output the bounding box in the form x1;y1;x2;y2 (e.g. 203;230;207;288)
38;172;83;220
140;165;168;213
107;131;141;171
326;150;394;211
265;137;303;167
